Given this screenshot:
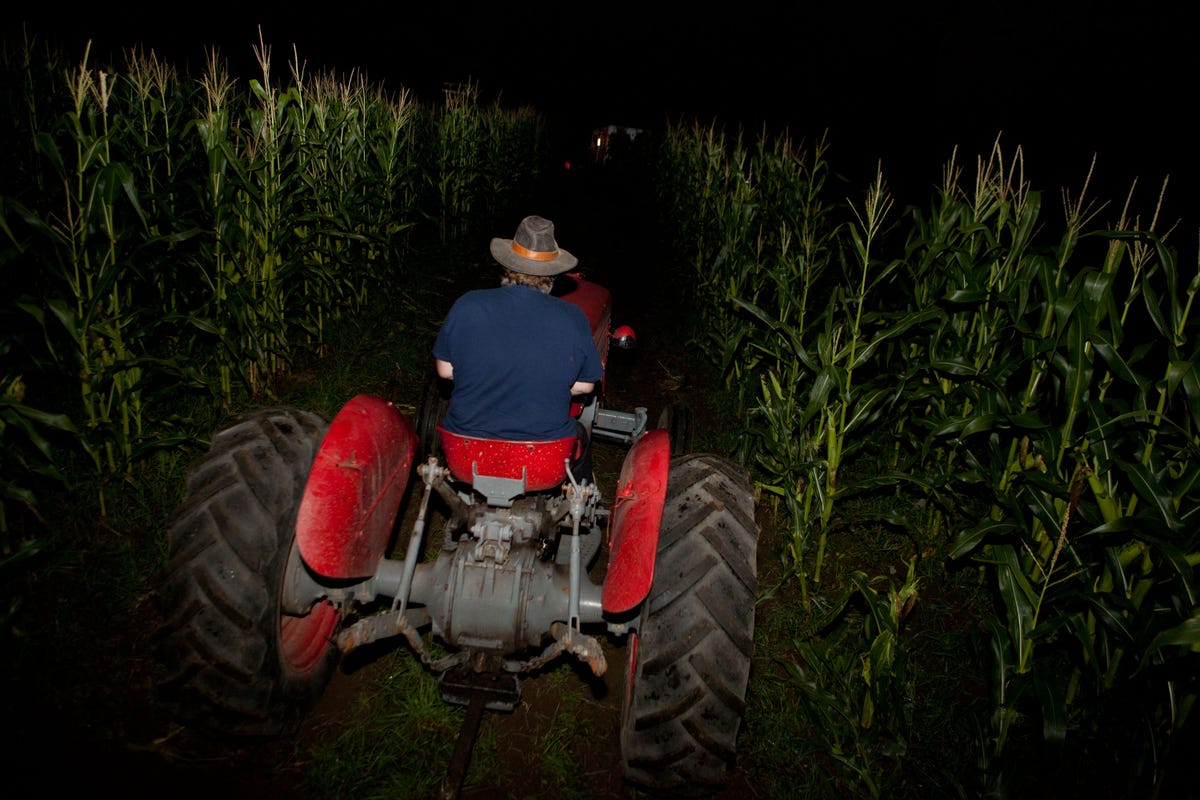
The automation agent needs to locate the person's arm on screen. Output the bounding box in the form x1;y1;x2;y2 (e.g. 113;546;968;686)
570;319;602;396
436;358;454;380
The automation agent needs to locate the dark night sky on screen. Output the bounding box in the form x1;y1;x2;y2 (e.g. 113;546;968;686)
7;2;1197;223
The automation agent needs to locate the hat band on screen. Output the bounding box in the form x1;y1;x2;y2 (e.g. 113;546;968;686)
511;241;558;262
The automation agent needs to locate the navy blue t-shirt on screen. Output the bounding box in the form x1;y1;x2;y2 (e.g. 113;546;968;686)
432;284;605;440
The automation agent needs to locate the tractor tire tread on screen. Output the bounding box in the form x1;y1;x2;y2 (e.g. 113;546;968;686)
154;407;335;738
622;453;757;795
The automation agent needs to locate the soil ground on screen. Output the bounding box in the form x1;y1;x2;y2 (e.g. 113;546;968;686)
3;146;752;798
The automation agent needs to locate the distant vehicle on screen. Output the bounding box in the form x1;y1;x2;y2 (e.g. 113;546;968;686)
590;124;645;164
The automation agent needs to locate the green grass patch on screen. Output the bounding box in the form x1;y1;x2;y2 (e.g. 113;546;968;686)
300;655;469;800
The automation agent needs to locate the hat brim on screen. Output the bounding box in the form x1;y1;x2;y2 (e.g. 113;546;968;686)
490;238;578;276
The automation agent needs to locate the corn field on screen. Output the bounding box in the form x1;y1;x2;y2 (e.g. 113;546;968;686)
4;25;1198;800
0;33;545;520
657;120;1199;795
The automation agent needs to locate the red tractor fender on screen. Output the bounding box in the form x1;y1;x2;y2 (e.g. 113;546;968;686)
295;394;416;579
601;428;671;613
558;274;614;422
558;273;613;365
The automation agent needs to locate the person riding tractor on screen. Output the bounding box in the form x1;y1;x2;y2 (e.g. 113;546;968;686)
432;215;603;481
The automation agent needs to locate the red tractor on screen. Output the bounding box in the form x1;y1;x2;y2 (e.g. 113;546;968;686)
156;271;758;796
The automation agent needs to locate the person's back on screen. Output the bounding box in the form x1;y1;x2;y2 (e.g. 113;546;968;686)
432;215;604;444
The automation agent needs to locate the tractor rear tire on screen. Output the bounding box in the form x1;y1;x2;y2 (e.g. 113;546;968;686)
656;404;694;457
621;453;757;795
155;407;339;737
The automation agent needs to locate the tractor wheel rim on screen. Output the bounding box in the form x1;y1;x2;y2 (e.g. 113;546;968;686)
279;601;337;673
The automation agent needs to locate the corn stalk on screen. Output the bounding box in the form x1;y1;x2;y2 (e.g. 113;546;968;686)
21;45;149;511
928;152;1199;793
782;559;920;798
436;80;482;243
194;49;240;408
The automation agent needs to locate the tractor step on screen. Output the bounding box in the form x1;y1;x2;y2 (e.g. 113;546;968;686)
438;664;521;712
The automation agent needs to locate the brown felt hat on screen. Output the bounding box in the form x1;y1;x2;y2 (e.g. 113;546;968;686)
489;215;577;276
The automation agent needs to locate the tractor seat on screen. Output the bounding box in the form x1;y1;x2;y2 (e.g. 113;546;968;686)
438;426;578;493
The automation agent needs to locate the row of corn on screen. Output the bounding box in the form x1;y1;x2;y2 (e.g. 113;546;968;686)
656;119;1199;795
0;34;544;520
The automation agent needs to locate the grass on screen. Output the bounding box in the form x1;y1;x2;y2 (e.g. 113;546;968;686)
301;655;472;800
496;663;601;800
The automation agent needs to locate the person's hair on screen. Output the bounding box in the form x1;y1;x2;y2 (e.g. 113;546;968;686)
501;268;555;293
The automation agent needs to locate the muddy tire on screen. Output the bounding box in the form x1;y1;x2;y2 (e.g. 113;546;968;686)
155;407;339;737
656;404;694;457
415;374;452;462
621;454;757;795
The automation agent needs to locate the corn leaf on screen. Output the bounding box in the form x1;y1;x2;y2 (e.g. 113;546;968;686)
951;519;1019;559
850;308;943;370
1118;461;1182;532
1032;671;1068;743
1145;615;1200;658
